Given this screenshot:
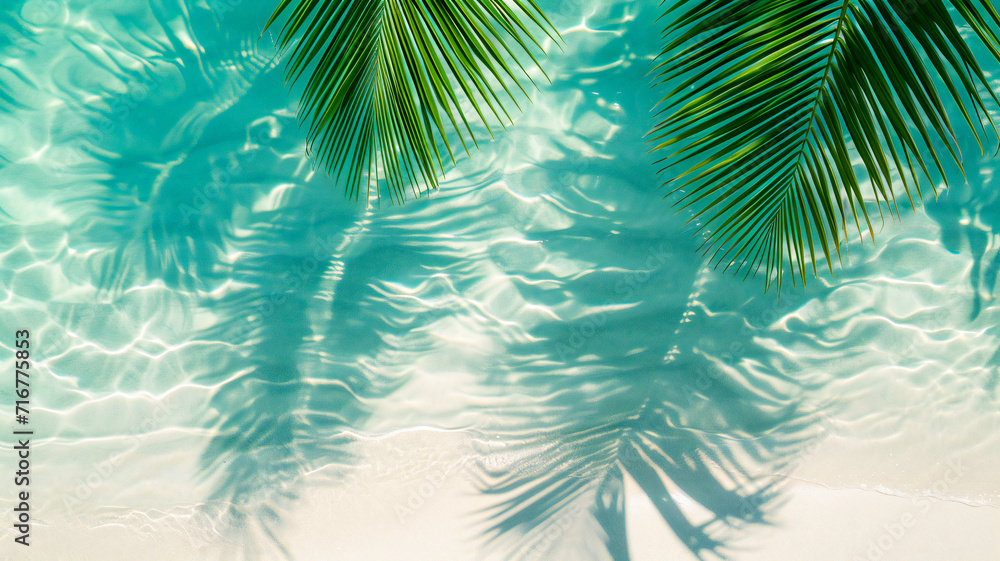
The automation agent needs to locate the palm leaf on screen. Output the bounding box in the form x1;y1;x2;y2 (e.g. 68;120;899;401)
263;0;559;204
651;0;1000;291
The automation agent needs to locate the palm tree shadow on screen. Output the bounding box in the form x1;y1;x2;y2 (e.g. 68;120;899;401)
193;220;412;559
925;179;1000;320
472;134;815;560
0;8;28;119
33;2;417;557
475;252;826;560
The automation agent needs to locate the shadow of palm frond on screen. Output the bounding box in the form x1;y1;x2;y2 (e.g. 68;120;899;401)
0;4;29;60
925;177;1000;320
66;6;280;295
0;6;35;167
194;219;407;560
474;246;825;561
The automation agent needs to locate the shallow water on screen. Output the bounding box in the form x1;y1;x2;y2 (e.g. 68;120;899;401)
0;0;998;559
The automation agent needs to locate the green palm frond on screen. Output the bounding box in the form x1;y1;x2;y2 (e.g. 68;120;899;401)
652;0;1000;291
263;0;559;204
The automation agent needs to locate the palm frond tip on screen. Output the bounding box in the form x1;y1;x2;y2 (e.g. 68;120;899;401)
652;0;1000;291
264;0;560;204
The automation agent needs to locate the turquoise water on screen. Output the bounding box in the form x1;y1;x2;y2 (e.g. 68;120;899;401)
0;0;999;559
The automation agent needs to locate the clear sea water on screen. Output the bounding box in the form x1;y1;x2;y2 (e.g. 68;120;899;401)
0;0;998;559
